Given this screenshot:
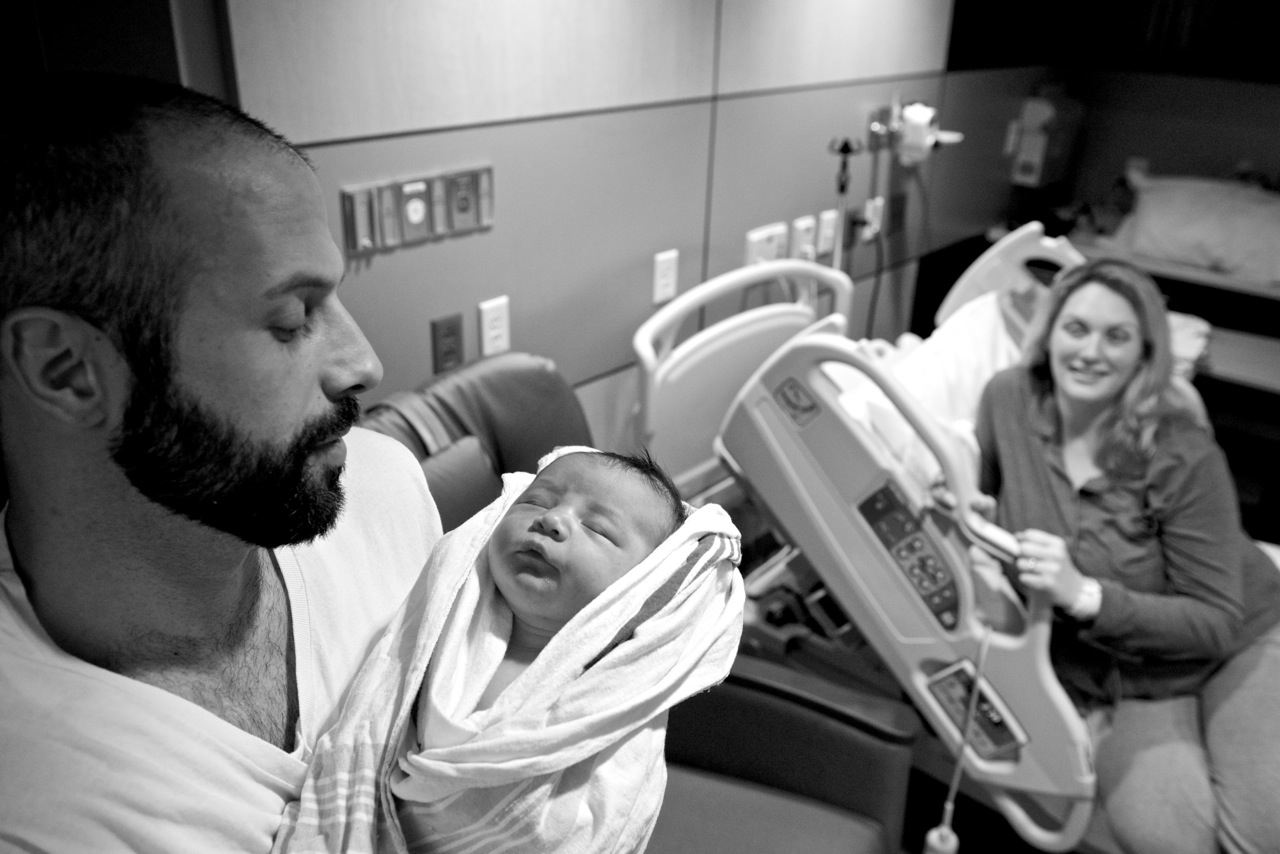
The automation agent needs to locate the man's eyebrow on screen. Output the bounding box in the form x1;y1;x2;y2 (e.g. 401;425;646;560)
263;272;344;300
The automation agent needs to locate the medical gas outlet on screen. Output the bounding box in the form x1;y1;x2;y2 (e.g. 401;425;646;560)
340;166;494;257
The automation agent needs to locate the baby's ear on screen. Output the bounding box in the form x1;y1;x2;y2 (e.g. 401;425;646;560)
0;308;128;429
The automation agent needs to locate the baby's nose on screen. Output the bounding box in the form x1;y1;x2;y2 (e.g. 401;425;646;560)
534;508;571;540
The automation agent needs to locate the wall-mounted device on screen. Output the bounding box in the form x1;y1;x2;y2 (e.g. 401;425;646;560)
867;96;964;168
1004;94;1084;189
340;166;495;257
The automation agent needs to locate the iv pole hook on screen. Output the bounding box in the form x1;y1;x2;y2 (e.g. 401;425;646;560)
828;137;863;272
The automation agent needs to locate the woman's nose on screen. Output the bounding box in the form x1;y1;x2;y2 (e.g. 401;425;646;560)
1078;333;1103;359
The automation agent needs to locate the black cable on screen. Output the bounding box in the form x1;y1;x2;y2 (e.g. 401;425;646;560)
863;231;886;340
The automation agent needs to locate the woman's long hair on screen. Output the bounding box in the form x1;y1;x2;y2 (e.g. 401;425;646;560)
1021;259;1183;475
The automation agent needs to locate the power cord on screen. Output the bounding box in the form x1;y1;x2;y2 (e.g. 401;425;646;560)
924;625;994;854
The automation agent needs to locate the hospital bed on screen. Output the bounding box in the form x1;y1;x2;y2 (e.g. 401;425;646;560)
638;221;1280;851
1069;166;1280;397
632;258;853;502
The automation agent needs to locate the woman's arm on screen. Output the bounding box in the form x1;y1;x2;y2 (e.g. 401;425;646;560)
1082;433;1246;660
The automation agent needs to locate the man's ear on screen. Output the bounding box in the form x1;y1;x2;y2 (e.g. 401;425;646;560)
0;308;128;428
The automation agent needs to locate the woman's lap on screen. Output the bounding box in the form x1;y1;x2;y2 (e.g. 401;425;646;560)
1089;621;1280;854
1201;620;1280;854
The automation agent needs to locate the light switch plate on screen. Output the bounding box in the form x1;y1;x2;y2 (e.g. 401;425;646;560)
652;249;678;304
478;295;510;357
745;222;788;265
817;209;839;256
790;214;816;260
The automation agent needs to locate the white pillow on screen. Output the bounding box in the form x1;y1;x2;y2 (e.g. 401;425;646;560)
1117;172;1280;284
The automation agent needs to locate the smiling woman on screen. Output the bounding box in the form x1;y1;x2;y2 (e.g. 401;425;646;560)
975;258;1280;854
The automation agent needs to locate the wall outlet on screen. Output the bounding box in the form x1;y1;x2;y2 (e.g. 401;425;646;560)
790;215;817;260
816;209;839;256
653;248;679;304
745;222;788;265
478;295;510;357
860;196;885;242
430;313;464;374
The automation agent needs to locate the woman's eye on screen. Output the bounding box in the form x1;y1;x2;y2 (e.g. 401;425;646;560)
1106;329;1133;345
1061;321;1087;337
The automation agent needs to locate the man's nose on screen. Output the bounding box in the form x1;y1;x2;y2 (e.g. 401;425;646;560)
323;298;383;398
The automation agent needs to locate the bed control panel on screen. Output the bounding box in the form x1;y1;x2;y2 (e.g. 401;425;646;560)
927;659;1026;760
859;484;959;630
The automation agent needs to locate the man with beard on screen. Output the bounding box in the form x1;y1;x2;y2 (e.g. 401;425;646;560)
0;74;442;850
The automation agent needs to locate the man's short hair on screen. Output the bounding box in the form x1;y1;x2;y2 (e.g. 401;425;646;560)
0;73;304;385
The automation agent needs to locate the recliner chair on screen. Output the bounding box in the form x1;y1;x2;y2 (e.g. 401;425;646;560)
358;351;593;531
651;655;921;854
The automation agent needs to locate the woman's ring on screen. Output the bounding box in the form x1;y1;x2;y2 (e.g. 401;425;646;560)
1026;557;1037;570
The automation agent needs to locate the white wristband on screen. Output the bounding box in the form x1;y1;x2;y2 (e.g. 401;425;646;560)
1067;578;1102;621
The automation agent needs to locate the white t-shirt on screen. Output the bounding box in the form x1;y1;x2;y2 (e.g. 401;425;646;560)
0;427;441;853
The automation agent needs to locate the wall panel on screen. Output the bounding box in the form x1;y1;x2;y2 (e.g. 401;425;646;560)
928;67;1051;248
706;77;945;279
1071;72;1280;204
306;103;711;399
718;0;951;94
227;0;717;144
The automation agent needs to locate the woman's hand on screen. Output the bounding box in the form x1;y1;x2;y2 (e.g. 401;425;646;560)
1014;529;1088;609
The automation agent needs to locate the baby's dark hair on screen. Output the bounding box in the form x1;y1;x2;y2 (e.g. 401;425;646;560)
590;449;687;541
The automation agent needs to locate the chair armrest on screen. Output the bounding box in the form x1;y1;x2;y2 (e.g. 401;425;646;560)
725;655;920;745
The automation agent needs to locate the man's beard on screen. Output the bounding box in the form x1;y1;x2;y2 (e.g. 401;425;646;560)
110;374;362;548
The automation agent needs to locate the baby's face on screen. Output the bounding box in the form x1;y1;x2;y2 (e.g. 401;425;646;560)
487;453;671;634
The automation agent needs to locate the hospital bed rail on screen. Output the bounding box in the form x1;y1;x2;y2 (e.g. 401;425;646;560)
716;329;1095;852
633;258;853;501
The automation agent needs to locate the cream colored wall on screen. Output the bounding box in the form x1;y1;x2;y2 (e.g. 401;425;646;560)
214;0;1019;450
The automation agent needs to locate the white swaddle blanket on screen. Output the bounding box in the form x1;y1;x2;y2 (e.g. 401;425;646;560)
273;446;744;854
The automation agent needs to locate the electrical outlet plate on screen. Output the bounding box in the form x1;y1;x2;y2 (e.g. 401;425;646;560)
745;222;788;265
816;209;839;256
860;196;885;242
653;249;678;304
790;215;817;260
478;295;510;357
430;313;464;374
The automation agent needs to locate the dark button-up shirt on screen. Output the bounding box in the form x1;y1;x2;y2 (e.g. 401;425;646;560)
976;366;1280;704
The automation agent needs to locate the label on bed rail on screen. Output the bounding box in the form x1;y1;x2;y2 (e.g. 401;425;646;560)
772;377;821;427
859;484;960;630
927;660;1025;761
